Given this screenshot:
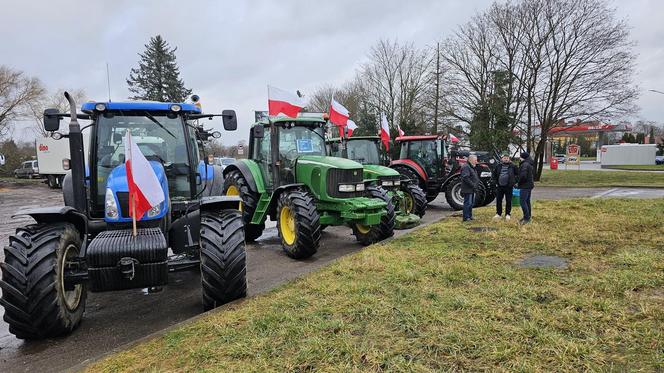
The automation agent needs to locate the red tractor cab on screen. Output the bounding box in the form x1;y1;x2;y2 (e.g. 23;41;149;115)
389;135;496;210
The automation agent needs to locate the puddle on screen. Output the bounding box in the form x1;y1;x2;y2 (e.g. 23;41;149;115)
518;255;568;269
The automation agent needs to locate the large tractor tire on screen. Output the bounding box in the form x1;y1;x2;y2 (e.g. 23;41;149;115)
444;177;464;211
400;182;427;217
276;189;321;259
223;170;265;241
200;210;247;311
482;186;496;207
0;223;87;339
353;186;395;245
473;183;487;208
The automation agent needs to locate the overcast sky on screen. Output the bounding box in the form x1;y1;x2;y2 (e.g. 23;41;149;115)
2;0;663;145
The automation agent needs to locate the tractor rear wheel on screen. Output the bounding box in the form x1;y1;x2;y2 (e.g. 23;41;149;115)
200;210;247;311
0;223;87;339
276;190;320;259
353;186;395;245
445;177;464;210
401;183;427;217
223;170;265;241
473;183;487;208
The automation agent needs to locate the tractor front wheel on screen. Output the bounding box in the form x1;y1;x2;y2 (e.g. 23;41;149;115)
0;223;87;339
401;183;427;217
276;190;320;259
200;210;247;311
223;170;265;241
445;177;464;211
353;186;395;245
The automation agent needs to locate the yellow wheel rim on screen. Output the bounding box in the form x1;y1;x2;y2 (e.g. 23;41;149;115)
404;194;414;214
355;224;371;234
279;206;296;245
226;185;243;212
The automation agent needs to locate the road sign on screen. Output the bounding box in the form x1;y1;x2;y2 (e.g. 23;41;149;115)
237;144;244;156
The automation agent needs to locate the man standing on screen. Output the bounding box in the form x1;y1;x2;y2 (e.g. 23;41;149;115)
492;152;517;220
517;152;535;224
460;154;480;222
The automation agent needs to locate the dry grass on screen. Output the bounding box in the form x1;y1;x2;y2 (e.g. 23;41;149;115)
90;199;664;372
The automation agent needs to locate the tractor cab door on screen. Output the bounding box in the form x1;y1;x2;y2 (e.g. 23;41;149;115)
251;124;274;192
407;140;442;179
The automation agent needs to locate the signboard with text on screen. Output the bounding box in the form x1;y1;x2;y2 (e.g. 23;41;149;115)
566;144;581;168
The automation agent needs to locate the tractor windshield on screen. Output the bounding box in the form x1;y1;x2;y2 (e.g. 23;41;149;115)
94;112;192;211
401;139;442;177
278;124;326;161
346;139;381;165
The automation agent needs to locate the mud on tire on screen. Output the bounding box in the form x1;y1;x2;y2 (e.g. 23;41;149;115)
353;186;395;245
276;189;321;260
200;210;247;311
223;170;265;241
0;223;87;340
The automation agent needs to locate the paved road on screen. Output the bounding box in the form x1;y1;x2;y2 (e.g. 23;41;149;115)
0;182;662;372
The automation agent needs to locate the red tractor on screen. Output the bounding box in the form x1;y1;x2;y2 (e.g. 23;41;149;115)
389;135;496;210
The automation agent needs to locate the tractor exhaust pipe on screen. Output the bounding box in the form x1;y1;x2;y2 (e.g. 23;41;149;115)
65;91;88;215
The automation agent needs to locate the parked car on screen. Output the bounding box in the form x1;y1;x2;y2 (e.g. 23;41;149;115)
656;155;664;165
14;160;40;179
214;157;236;170
554;154;566;163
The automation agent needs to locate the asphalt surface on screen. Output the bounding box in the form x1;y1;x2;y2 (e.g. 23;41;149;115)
0;181;662;372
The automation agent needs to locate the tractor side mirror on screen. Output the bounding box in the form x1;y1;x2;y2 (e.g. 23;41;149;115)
222;110;237;131
252;125;264;138
43;108;60;132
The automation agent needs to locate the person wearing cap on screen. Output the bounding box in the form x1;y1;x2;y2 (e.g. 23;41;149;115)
492;152;517;220
517;151;535;224
460;154;480;222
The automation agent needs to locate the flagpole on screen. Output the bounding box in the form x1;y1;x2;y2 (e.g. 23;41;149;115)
132;194;137;237
127;128;137;237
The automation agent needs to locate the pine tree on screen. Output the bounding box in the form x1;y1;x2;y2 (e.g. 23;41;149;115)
127;35;192;102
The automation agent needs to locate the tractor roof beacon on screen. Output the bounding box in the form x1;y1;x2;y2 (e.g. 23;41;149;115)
390;135;496;210
328;135;426;227
222;115;395;259
0;93;247;340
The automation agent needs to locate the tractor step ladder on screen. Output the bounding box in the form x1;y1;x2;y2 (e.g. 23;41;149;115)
251;194;272;224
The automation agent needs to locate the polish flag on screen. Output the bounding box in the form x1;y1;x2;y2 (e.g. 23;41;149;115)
449;134;459;143
380;113;390;151
125;131;165;220
268;85;305;118
329;98;350;126
397;124;405;137
347;120;358;137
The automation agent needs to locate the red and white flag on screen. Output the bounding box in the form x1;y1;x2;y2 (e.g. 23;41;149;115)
125;131;165;220
347;120;358;137
268;85;305;118
329;98;350;137
449;134;459;143
397;124;405;137
380;113;390;151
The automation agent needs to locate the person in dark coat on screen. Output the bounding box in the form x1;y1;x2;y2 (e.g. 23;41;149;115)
517;151;535;224
460;154;480;221
492;152;517;220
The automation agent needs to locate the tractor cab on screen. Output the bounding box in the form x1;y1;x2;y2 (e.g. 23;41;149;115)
391;135;448;202
223;114;395;259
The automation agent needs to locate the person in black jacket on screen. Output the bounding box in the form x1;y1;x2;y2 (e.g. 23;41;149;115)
492;152;517;220
517;152;535;224
460;154;480;221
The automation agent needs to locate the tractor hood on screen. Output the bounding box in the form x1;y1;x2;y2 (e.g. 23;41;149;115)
296;155;363;170
361;164;400;180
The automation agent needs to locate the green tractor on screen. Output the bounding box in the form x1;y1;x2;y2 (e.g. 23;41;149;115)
222;115;395;259
328;136;425;228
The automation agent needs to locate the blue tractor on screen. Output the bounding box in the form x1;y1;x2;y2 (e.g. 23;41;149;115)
0;93;246;340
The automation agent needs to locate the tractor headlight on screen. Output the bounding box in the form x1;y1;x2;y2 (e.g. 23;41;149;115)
170;104;182;112
95;103;106;112
394;179;401;186
381;180;393;187
480;171;491;178
147;204;161;218
355;183;365;192
339;184;355;192
105;188;118;219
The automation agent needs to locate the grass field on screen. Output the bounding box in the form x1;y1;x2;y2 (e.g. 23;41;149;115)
91;199;664;372
604;164;664;171
539;169;664;187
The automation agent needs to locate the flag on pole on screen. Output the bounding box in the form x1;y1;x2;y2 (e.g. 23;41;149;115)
268;85;306;117
449;134;459;143
347;120;358;137
397;124;405;137
125;130;165;222
380;113;390;151
329;98;350;137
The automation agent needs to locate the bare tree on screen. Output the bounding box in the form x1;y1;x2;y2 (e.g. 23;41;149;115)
0;65;45;140
27;88;87;137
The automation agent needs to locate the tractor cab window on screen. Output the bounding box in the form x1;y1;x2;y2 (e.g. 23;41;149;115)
406;140;441;177
252;126;272;189
277;123;325;184
346;139;381;165
94;112;190;212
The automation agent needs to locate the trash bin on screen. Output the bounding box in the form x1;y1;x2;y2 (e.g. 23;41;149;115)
512;188;521;207
550;158;558;170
